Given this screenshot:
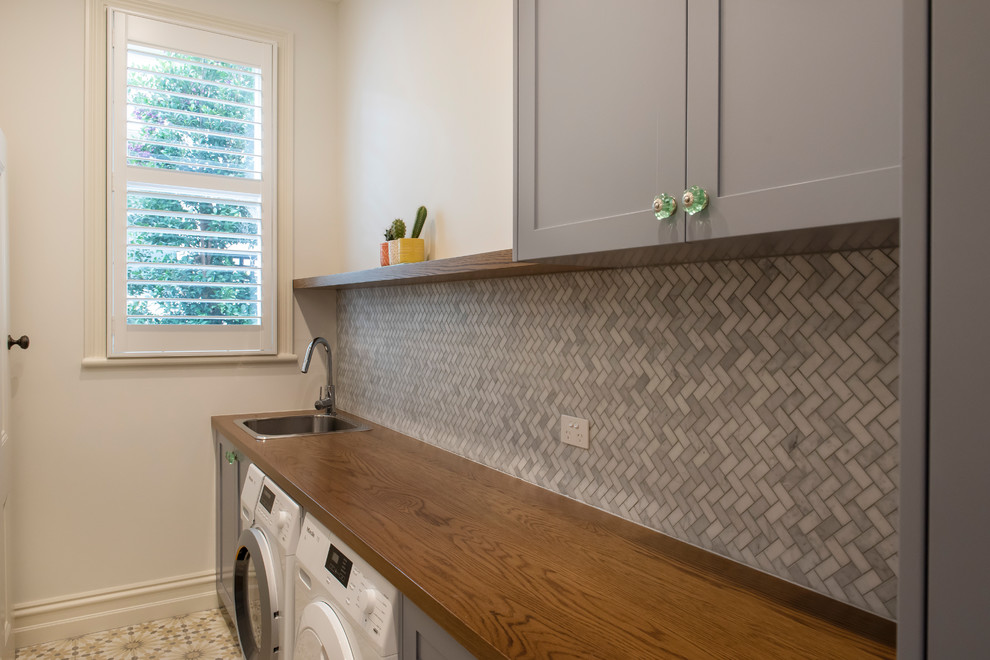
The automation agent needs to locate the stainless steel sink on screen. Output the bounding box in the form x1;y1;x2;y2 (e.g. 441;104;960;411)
234;414;370;440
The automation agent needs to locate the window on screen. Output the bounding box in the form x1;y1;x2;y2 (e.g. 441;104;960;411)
97;7;289;359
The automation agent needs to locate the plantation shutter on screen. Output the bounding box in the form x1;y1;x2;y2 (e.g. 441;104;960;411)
108;12;276;357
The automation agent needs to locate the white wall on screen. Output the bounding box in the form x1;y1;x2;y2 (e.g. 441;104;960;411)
335;0;513;271
0;0;339;626
0;0;510;641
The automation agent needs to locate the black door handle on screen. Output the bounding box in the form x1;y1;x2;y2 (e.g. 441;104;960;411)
7;335;29;350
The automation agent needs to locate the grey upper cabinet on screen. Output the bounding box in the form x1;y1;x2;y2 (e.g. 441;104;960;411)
515;0;687;261
515;0;902;261
686;0;901;241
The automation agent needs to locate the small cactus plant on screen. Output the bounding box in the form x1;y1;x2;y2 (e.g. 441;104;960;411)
390;218;406;240
411;206;427;239
383;226;394;241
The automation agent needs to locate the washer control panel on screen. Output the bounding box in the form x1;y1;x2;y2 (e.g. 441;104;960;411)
325;543;353;587
252;476;301;555
297;513;400;656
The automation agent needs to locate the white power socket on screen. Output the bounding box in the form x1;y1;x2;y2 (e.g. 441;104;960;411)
560;415;590;449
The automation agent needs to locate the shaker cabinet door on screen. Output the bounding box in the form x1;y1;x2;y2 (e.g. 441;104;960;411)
685;0;902;241
215;432;251;619
215;434;240;616
515;0;687;261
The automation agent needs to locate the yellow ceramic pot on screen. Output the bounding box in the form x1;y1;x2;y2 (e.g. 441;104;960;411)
394;238;425;264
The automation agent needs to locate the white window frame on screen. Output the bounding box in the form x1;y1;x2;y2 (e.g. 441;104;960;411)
84;0;295;365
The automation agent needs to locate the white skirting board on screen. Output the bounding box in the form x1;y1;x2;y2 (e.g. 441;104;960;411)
13;570;220;648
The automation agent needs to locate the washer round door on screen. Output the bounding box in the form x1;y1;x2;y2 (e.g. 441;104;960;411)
234;527;281;660
294;601;354;660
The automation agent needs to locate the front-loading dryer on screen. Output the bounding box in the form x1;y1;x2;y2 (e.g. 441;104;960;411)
294;513;401;660
234;465;302;660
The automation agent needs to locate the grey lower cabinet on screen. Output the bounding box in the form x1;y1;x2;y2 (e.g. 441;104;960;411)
515;0;902;261
402;599;476;660
214;430;251;618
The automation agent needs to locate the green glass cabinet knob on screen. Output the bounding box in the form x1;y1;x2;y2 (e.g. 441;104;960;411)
225;450;238;465
653;193;677;220
682;186;709;215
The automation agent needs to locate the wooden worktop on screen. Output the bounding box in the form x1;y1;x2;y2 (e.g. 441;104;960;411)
212;410;896;659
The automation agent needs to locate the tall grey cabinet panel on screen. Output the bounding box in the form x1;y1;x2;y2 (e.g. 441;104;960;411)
927;1;990;656
515;0;687;261
686;0;902;241
402;598;476;660
896;0;929;657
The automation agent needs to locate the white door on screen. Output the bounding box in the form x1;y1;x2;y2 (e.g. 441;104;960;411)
0;128;15;660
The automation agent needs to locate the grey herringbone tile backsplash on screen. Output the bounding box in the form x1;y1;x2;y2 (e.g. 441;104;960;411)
336;249;899;618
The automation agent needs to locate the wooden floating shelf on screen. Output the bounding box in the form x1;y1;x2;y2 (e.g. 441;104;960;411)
293;249;586;291
292;219;901;292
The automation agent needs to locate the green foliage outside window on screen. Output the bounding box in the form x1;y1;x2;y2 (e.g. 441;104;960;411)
124;46;264;325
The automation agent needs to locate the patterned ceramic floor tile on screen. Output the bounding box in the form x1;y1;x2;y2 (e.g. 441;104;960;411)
15;609;240;660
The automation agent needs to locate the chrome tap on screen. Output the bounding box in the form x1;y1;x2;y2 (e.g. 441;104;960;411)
301;337;335;415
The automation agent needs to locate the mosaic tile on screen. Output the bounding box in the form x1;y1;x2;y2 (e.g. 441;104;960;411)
337;248;900;619
16;609;240;660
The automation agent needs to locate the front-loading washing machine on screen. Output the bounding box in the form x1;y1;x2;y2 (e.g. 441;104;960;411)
294;512;401;659
234;465;302;660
